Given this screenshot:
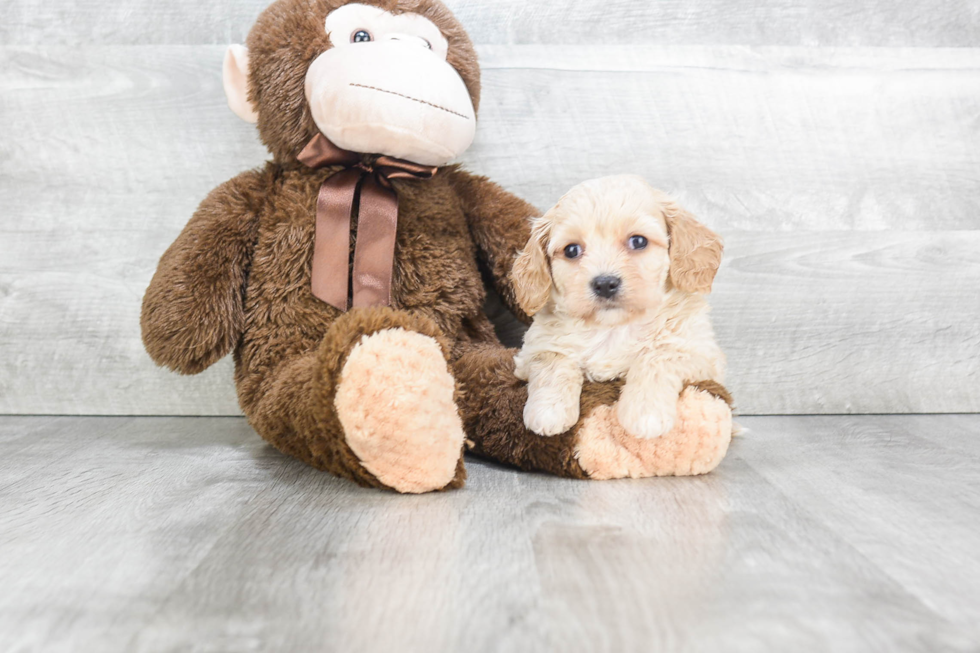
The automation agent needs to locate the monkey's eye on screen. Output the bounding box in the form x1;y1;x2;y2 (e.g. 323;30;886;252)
563;244;583;259
628;235;649;251
351;30;372;43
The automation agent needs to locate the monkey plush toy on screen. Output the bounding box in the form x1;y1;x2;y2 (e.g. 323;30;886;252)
141;0;734;493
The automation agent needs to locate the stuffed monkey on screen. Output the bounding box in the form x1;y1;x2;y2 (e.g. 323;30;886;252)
141;0;733;493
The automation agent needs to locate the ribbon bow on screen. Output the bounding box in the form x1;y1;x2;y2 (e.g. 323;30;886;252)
297;133;438;311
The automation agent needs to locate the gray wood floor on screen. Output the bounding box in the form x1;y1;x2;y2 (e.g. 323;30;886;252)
1;416;979;652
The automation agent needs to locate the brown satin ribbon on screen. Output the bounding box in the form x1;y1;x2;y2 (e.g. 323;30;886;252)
297;133;437;311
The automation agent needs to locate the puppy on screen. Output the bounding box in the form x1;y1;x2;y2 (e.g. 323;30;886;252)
512;175;726;439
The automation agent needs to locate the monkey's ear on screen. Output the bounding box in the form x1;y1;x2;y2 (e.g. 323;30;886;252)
511;213;555;316
664;200;724;294
223;45;259;124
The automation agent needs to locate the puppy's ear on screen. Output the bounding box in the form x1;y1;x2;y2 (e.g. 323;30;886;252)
663;199;724;294
512;212;555;316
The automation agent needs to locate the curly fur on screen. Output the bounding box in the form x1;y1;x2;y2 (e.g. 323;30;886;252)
513;176;729;440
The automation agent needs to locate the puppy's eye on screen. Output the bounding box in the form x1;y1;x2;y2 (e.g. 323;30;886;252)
563;244;583;259
351;30;372;43
628;235;649;251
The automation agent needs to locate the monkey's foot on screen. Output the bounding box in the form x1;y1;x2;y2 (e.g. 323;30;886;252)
574;386;732;480
335;328;465;493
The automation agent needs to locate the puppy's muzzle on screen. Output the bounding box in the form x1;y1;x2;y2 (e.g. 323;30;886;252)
591;275;622;299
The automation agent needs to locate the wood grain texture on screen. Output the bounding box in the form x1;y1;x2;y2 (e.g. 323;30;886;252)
3;0;979;46
0;415;978;651
1;44;979;415
471;45;980;231
742;415;980;636
7;45;977;232
2;228;977;415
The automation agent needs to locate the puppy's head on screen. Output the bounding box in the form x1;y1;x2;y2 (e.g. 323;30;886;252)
513;175;723;325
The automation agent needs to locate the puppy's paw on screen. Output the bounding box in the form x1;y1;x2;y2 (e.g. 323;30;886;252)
524;393;580;436
616;400;676;440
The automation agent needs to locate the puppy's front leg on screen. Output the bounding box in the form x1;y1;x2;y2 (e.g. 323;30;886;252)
617;359;684;440
521;352;584;436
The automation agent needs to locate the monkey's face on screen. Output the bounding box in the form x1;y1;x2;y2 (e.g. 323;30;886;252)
305;4;476;165
224;0;480;166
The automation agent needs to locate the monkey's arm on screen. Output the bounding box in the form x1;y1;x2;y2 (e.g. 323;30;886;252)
446;168;541;324
141;167;270;374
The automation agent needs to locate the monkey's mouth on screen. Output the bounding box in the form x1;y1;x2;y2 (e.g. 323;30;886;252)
349;83;471;120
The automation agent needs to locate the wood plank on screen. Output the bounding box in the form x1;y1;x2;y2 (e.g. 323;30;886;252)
471;45;980;231
1;415;978;651
738;415;980;637
2;0;978;47
0;417;277;652
891;414;980;459
714;231;980;414
3;228;978;415
2;45;979;415
4;46;979;231
0;415;59;444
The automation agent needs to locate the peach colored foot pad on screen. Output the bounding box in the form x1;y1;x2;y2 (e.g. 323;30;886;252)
575;387;732;480
335;328;464;493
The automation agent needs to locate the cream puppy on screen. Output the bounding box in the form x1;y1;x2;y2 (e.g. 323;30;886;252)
512;175;726;439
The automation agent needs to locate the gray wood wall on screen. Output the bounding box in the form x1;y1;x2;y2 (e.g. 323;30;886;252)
2;0;978;416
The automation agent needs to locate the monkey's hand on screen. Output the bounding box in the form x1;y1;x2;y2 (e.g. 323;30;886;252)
141;168;268;374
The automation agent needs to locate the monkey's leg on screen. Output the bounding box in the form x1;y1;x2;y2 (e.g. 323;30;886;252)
452;344;732;479
245;308;466;493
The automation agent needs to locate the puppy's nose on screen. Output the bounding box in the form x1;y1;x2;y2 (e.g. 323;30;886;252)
591;275;622;299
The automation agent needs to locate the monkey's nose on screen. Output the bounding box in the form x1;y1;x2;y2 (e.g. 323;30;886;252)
591;275;622;299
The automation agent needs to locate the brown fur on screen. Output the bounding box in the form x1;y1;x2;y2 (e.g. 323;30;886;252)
687;379;734;408
141;0;733;491
246;0;481;165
